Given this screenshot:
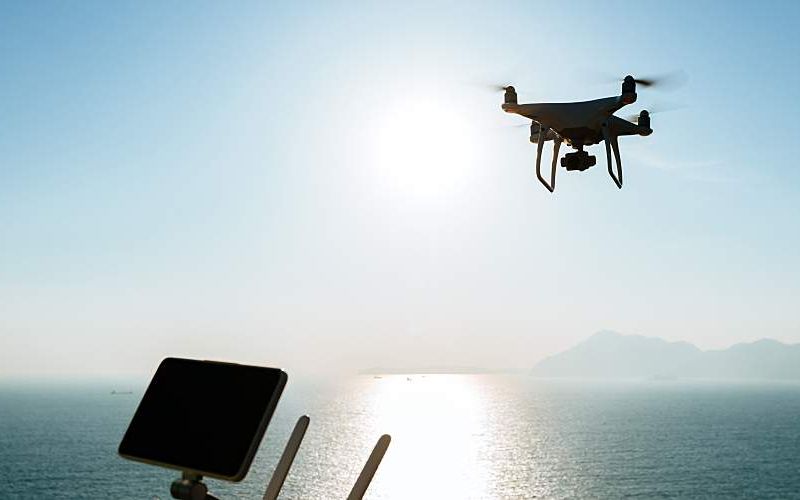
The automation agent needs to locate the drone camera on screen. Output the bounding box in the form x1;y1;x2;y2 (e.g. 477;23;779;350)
504;86;517;105
561;151;596;171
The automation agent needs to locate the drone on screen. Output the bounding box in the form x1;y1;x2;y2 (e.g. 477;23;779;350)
501;75;659;192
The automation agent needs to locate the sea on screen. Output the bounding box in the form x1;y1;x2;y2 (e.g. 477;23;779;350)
1;375;799;499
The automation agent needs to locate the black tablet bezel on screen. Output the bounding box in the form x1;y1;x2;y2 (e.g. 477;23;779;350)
118;357;287;481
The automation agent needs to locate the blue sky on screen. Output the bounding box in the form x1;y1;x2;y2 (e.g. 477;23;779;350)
2;1;799;375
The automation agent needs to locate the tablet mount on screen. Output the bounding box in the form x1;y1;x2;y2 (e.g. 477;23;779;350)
171;471;219;500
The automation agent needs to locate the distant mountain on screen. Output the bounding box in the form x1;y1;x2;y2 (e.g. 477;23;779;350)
532;330;800;380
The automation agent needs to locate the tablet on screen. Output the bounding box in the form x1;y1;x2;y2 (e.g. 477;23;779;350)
118;357;287;481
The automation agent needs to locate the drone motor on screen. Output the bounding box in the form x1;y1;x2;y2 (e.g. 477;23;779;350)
529;122;540;142
621;76;637;104
637;110;650;129
504;86;517;105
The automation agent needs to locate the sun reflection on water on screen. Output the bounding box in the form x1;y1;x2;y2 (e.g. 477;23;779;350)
362;375;492;499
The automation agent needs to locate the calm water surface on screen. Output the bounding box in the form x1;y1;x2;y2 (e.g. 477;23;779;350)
1;376;799;499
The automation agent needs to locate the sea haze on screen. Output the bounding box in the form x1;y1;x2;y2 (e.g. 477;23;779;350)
1;376;799;499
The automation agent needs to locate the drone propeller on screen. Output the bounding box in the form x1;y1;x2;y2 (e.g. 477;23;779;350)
624;71;688;90
591;70;687;91
483;83;513;92
625;102;684;123
630;77;657;87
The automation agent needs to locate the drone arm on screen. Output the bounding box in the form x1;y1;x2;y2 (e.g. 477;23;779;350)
602;122;623;189
535;127;560;192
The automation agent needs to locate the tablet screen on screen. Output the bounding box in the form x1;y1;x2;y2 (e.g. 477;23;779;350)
119;358;286;480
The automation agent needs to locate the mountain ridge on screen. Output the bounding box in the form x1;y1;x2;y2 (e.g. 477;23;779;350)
532;330;800;380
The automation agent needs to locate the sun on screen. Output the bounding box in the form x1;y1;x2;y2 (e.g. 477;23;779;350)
368;97;476;199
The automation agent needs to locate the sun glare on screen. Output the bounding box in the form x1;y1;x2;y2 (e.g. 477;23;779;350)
369;98;477;198
362;375;492;499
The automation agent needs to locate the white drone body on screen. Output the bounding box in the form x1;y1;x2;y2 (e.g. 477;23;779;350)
501;76;652;192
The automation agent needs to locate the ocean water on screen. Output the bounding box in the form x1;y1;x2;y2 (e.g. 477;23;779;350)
1;376;799;499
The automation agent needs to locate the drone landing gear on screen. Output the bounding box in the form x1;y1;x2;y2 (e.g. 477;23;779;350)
535;126;561;193
601;121;623;189
171;472;219;500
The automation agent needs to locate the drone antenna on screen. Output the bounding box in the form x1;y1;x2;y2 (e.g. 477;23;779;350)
262;416;310;500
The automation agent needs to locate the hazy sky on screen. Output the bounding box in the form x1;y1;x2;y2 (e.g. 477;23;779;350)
2;1;800;376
